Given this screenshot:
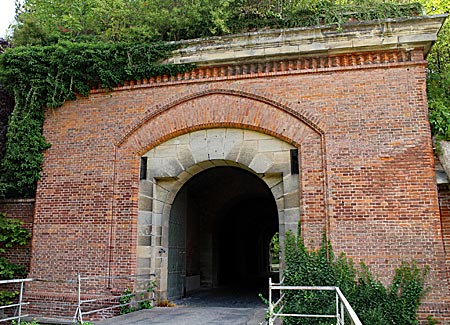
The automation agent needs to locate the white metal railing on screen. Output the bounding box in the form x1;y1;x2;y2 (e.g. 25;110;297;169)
0;278;33;324
0;274;156;324
74;273;156;324
268;278;362;325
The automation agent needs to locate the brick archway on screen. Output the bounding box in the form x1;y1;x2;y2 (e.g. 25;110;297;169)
111;89;327;297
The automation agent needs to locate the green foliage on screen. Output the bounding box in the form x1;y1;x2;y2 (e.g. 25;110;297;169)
12;320;41;325
119;281;156;314
0;42;193;198
10;0;423;46
119;288;136;314
0;290;18;306
0;257;26;280
0;212;30;254
0;213;30;306
421;0;450;140
270;232;280;264
139;280;156;310
281;230;429;324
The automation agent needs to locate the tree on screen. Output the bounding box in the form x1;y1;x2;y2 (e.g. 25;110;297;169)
9;0;424;46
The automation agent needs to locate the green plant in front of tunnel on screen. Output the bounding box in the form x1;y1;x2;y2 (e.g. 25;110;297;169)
139;280;157;310
280;226;429;324
119;288;136;315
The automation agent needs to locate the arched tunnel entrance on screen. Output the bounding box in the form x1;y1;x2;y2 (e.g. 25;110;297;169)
168;166;279;300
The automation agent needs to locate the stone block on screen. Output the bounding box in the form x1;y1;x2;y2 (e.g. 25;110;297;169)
206;129;226;158
138;211;152;225
137;245;152;258
163;133;189;146
258;139;284;152
249;153;274;173
139;179;154;197
177;145;196;170
262;173;282;188
285;208;300;223
237;140;258;166
138;235;151;246
190;130;208;162
244;130;272;140
152;213;162;226
138;195;152;211
271;182;284;200
138;225;151;236
154;145;177;158
284;191;300;209
149;158;184;177
283;174;299;193
276;197;285;210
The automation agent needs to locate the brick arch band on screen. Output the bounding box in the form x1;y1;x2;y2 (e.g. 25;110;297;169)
115;88;325;150
110;89;329;292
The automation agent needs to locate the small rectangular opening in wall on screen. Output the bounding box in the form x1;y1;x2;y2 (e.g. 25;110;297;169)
140;157;148;180
290;149;299;174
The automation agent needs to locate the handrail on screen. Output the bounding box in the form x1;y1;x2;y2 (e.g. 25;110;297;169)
0;278;33;324
268;278;362;325
74;273;156;324
335;287;361;324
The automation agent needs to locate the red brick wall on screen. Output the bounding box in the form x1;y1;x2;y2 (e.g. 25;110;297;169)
439;185;450;279
29;50;450;320
0;199;34;274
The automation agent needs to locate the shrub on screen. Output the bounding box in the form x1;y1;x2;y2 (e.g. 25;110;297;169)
281;229;428;324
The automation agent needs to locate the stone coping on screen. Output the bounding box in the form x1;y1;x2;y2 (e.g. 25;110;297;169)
0;198;36;204
167;14;447;66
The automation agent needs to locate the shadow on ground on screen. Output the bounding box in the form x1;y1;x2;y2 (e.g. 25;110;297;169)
94;286;272;325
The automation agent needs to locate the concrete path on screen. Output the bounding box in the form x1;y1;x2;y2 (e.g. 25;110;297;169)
94;306;266;324
95;287;269;325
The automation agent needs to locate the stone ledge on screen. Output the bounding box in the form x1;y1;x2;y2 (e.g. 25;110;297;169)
0;198;36;204
167;14;447;66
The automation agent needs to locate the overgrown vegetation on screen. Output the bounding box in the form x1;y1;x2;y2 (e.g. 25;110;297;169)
280;229;429;324
0;212;30;304
9;0;423;46
426;1;450;142
0;42;194;198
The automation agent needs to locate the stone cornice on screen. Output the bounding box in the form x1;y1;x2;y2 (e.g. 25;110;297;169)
167;14;447;66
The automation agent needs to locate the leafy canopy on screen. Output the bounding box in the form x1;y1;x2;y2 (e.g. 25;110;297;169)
422;0;450;140
10;0;423;45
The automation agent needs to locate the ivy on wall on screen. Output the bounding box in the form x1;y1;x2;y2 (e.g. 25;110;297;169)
282;229;429;324
0;42;194;198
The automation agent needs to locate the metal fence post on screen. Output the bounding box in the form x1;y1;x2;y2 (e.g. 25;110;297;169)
335;290;339;324
73;273;83;324
268;278;273;325
17;280;24;325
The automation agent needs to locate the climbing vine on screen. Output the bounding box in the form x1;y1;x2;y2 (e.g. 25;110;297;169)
0;212;30;304
282;229;429;324
0;42;194;198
